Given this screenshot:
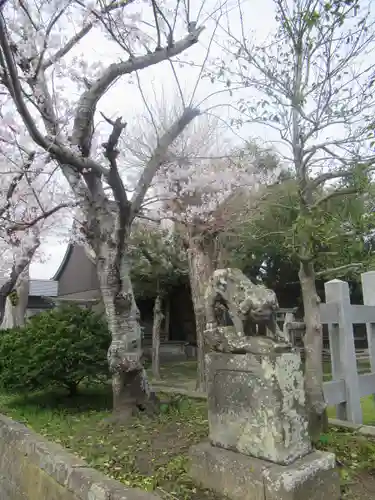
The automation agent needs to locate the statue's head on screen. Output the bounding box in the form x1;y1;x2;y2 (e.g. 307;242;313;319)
248;287;279;323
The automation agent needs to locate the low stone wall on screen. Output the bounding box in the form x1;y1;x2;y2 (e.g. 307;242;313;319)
0;414;160;500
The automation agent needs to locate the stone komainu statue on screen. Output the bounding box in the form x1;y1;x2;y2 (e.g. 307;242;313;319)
204;268;291;354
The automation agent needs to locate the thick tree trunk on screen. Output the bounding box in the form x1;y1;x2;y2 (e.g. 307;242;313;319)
97;250;157;418
299;261;328;442
152;292;163;380
0;238;39;325
1;265;30;329
14;266;29;327
1;298;16;330
187;238;215;392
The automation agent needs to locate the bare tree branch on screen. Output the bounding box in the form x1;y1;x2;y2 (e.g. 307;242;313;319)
0;234;40;321
312;186;359;209
34;3;70;76
310;161;375;190
5;201;75;231
151;0;162;50
71;25;204;156
101;113;129;212
0;151;35;220
0;16;110;177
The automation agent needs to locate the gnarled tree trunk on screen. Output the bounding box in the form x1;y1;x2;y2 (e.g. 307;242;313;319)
96;240;157;419
187;236;215;392
299;261;328;442
79;108;201;417
152;291;163;380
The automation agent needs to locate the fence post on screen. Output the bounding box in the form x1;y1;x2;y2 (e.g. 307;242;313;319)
360;272;375;393
283;312;295;343
325;279;362;423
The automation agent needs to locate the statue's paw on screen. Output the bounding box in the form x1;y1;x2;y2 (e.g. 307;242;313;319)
274;344;292;352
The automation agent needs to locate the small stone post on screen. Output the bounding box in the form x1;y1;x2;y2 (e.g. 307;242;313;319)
325;279;362;423
360;271;375;401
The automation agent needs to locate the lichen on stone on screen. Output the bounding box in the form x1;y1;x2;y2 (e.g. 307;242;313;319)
203;268;291;354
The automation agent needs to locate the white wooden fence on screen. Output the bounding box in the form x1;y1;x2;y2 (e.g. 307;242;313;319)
310;272;375;424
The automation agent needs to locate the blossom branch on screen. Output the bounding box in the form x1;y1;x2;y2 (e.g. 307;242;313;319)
130;106;200;220
4;201;75;231
43;0;133;69
0;15;110;177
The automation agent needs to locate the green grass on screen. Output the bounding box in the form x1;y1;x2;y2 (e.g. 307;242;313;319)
317;426;375;498
147;360;198;383
1;384;375;499
0;386;215;500
0;361;375;499
327;395;375;425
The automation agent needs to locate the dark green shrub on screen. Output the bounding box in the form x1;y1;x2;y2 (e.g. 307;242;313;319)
0;305;110;395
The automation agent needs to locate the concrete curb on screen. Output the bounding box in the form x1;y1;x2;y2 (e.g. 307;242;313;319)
0;414;160;500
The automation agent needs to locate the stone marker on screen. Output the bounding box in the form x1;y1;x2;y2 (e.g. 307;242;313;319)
188;268;340;500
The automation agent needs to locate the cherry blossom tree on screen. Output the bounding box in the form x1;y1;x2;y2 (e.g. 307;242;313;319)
154;116;281;389
0;139;72;328
0;0;209;417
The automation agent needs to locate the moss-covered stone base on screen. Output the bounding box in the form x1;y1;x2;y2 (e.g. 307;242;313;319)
189;441;340;500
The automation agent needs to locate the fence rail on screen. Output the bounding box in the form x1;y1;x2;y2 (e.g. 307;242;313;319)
285;273;375;425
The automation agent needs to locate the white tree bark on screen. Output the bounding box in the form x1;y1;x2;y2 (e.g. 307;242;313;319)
152;292;163;380
97;245;155;416
1;265;30;329
1;296;16;330
0;236;40;327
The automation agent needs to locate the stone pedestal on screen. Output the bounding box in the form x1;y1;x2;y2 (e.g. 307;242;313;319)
189;351;340;499
189;442;340;500
206;352;311;464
